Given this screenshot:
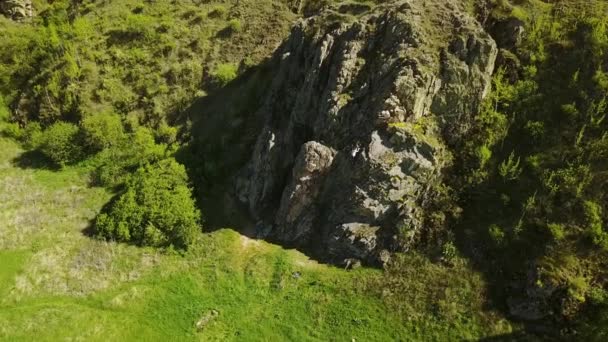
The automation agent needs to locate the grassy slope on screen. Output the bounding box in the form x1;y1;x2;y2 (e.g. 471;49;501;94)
0;119;515;340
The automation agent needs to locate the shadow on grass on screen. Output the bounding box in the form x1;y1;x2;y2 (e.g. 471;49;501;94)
12;150;60;171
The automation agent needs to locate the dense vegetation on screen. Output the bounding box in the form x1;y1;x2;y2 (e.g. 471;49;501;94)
96;159;201;249
450;0;608;336
0;0;297;249
1;0;608;340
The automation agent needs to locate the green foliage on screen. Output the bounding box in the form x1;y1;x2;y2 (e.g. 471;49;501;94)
227;19;243;33
91;126;167;188
155;122;178;145
2;122;22;140
524;120;545;140
498;152;521;181
0;0;295;127
441;241;458;263
488;224;506;245
0;97;8;122
584;201;608;251
80;112;124;152
95;158;201;249
21;122;43;150
547;223;566;241
454;0;608;332
476;145;492;168
212;63;238;86
40;121;83;166
588;287;608;306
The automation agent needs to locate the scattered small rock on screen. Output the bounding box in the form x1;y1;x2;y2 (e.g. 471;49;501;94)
196;309;219;332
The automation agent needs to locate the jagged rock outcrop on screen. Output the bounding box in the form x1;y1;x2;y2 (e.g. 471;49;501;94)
235;0;497;265
0;0;33;21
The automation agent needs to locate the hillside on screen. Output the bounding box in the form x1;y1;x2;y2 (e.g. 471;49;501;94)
1;0;608;340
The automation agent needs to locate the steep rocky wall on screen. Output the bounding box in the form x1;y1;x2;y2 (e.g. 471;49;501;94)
235;0;497;266
0;0;33;21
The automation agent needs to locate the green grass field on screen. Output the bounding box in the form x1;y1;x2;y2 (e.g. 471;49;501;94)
0;122;515;340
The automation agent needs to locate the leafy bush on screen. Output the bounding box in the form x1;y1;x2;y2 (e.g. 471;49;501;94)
22;122;44;150
208;7;228;19
92;126;167;188
227;19;242;33
547;223;566;241
476;145;492;168
212;63;238;87
2;122;22;140
498;152;521;181
95;158;201;249
441;241;458;264
488;224;506;245
81;112;125;152
0;97;8;121
155;122;178;145
40;121;83;166
585;201;608;251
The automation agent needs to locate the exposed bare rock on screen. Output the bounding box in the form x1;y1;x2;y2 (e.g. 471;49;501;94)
0;0;33;21
235;0;497;265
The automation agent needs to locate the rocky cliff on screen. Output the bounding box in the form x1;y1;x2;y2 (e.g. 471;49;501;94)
235;0;497;266
0;0;32;21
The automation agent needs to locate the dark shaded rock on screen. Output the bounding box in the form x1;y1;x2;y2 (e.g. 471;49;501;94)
489;17;525;49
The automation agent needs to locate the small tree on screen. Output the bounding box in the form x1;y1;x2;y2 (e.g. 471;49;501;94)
95;158;201;249
40;121;83;166
81;112;125;152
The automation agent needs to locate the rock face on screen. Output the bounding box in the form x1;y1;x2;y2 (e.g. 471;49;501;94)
235;0;497;265
0;0;33;21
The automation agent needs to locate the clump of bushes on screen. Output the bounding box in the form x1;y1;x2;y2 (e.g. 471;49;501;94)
39;121;84;166
81;112;125;152
91;126;167;187
95;158;201;249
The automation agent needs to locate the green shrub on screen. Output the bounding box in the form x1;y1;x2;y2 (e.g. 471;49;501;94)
155;122;178;145
2;122;22;140
95;158;201;249
441;241;458;264
212;63;238;87
208;7;227;19
227;19;242;33
498;152;521;181
588;287;608;306
40;121;83;166
0;97;8;121
547;223;566;241
22;122;44;150
489;224;506;245
476;145;492;168
81;112;125;152
92;126;167;188
584;201;608;251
